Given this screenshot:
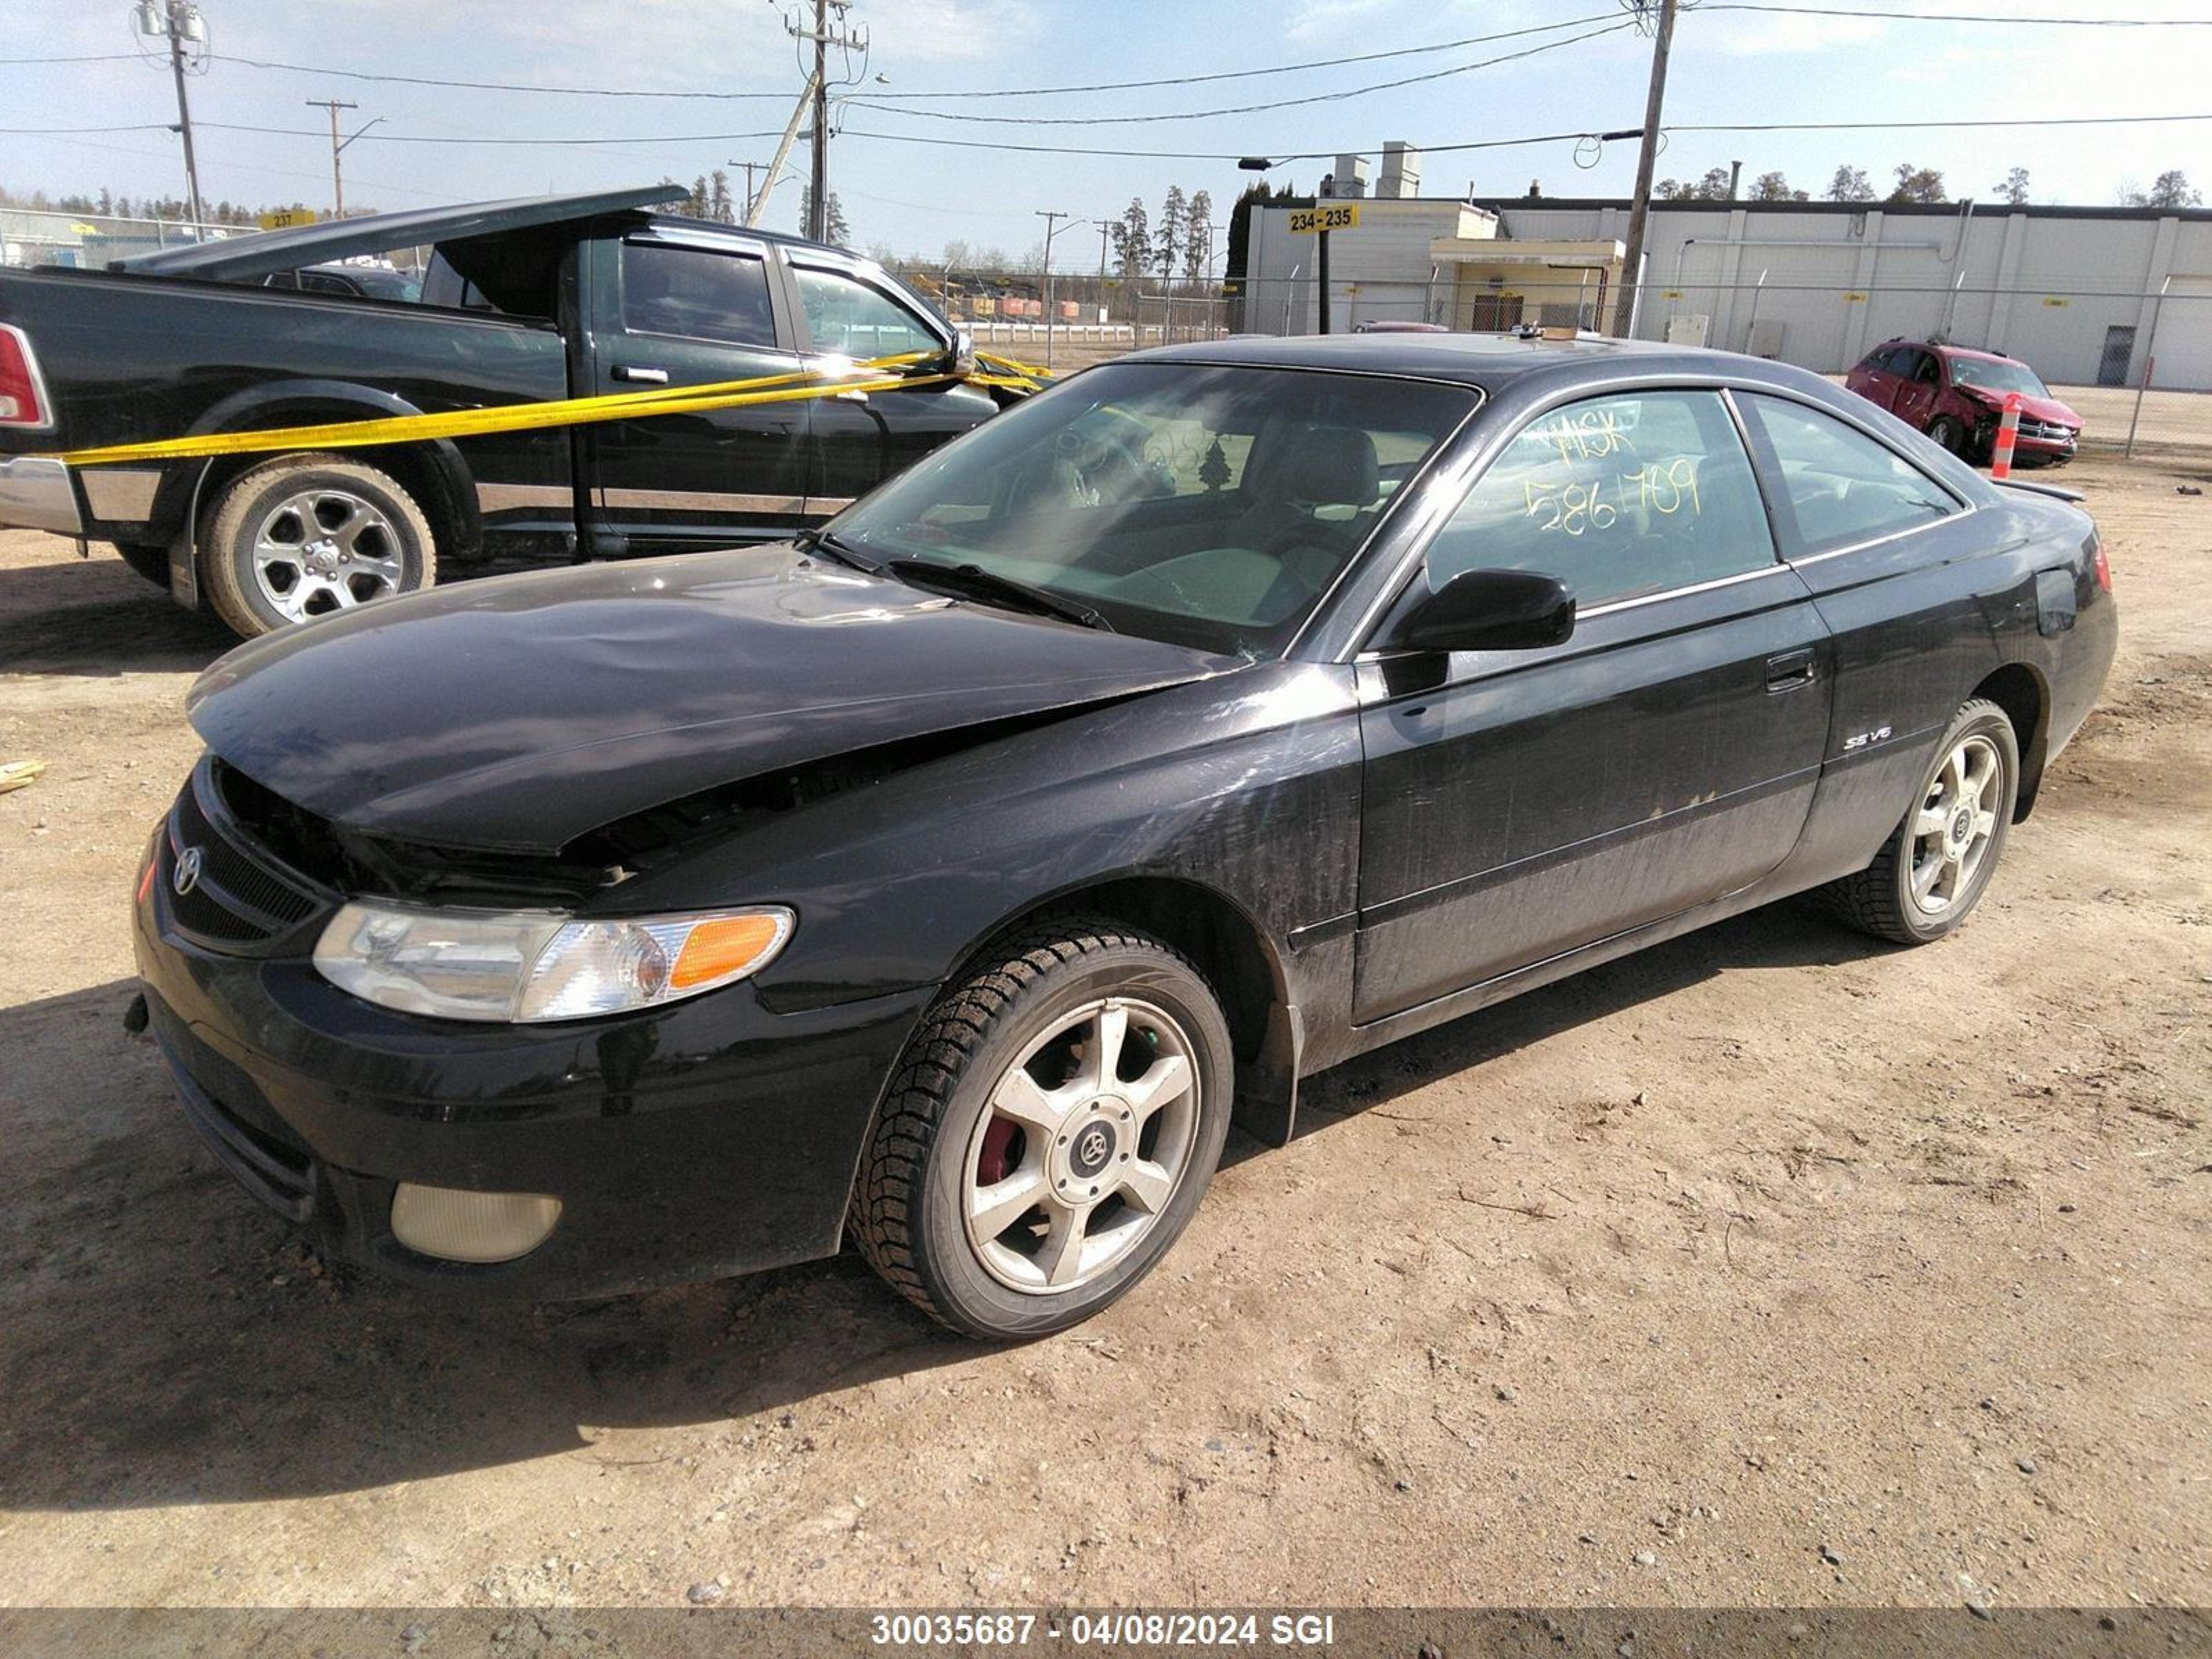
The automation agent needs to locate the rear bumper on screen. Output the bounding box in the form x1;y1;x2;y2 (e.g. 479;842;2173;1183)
0;455;82;536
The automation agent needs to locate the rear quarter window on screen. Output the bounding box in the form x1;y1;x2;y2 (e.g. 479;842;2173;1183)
1738;393;1958;556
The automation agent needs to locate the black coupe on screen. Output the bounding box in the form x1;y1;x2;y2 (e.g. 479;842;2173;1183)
135;332;2117;1338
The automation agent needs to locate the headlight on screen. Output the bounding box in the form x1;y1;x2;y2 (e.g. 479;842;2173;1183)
312;900;794;1024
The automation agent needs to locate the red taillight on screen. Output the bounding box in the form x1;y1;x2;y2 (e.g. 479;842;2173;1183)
0;324;51;429
2091;536;2112;592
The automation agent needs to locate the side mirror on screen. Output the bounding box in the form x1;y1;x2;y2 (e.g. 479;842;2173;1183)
1380;567;1576;655
948;327;977;378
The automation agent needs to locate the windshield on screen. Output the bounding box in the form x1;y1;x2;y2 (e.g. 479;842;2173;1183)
1948;355;2050;398
829;362;1474;655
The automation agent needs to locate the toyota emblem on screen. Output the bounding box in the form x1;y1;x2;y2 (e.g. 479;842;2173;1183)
171;845;203;898
1078;1127;1109;1165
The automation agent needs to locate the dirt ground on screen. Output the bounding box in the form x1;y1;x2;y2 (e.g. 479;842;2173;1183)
0;449;2206;1616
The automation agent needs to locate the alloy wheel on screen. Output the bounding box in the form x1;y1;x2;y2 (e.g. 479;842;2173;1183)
961;995;1201;1294
251;487;408;621
1909;733;2003;917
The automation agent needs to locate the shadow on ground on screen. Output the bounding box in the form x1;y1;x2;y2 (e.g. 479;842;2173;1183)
0;555;234;675
0;902;1883;1512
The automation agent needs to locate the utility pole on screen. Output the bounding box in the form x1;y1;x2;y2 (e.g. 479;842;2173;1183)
727;158;774;219
1098;220;1110;325
786;0;864;243
747;76;814;227
1610;0;1676;339
1035;210;1070;369
306;98;359;217
138;1;207;231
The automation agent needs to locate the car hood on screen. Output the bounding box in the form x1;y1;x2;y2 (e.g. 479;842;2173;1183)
187;545;1236;854
1958;385;2081;428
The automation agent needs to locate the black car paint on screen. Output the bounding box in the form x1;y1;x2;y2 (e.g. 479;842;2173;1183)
0;190;998;585
133;335;2117;1299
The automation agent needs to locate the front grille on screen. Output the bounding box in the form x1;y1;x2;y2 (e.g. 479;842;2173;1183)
2018;420;2076;442
161;765;332;954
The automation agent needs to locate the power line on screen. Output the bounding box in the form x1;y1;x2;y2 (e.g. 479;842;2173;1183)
1671;112;2212;133
198;53;791;99
1707;3;2212;23
4;111;2209;158
842;22;1640;127
87;14;1626;102
858;13;1627;97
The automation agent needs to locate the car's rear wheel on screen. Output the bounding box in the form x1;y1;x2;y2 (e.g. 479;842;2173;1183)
201;453;436;637
1813;697;2019;945
1927;414;1967;457
851;919;1233;1340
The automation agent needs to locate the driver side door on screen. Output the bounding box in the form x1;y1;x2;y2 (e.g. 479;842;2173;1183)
787;255;998;513
1352;387;1835;1024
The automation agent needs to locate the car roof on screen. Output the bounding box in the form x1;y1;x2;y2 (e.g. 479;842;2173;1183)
1123;330;1834;397
1880;337;2021;366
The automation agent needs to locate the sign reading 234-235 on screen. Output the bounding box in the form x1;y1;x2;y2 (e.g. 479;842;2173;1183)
1286;204;1360;234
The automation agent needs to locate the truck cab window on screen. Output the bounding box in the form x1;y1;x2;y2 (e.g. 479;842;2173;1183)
791;266;940;359
620;243;777;348
1425;390;1777;608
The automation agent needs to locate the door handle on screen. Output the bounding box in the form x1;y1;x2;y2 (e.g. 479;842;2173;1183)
1765;649;1817;692
612;364;670;384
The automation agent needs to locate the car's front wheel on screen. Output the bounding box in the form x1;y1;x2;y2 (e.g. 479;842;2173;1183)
1814;697;2020;945
852;919;1233;1340
1927;414;1967;457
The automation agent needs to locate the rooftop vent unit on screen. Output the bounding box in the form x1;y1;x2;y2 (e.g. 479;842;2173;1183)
1379;142;1423;200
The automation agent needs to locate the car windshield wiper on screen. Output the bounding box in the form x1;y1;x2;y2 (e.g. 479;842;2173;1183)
885;559;1116;632
794;526;879;572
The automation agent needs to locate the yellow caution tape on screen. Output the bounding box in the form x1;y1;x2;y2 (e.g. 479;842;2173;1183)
50;347;1053;469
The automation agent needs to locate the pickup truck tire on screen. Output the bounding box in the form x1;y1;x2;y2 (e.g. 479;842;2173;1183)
1813;697;2019;946
202;453;437;637
850;919;1233;1340
113;543;171;589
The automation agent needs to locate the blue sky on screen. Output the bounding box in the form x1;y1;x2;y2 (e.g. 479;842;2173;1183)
3;0;2206;264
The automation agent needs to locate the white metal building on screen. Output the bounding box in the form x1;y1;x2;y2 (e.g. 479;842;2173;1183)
1245;189;2212;392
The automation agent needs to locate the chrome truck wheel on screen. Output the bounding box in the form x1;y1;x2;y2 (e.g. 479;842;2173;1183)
251;486;409;620
203;453;438;638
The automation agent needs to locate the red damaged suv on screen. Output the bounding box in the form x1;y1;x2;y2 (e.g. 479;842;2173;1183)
1845;339;2081;468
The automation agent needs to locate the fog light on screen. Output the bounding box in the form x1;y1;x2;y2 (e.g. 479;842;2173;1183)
390;1183;561;1264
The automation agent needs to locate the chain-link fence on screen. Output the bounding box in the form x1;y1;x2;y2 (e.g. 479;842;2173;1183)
0;206;248;269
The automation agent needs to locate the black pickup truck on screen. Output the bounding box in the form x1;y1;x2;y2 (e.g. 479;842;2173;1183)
0;185;1001;636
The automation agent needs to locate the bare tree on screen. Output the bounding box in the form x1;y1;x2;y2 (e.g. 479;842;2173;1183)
2121;169;2204;209
1825;165;1876;203
1992;167;2030;206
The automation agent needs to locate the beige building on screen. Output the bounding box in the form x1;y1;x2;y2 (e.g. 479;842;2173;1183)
1242;194;1623;335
